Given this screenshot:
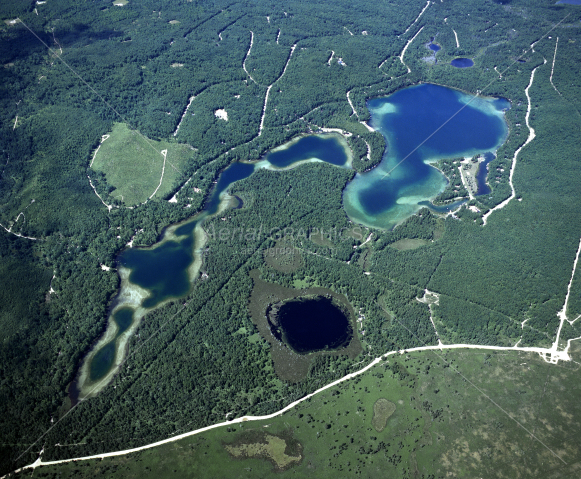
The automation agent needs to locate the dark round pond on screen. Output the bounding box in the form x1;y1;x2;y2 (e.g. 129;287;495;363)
451;58;474;68
271;296;352;354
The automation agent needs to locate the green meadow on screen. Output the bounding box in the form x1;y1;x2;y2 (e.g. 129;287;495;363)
91;123;197;205
26;344;581;478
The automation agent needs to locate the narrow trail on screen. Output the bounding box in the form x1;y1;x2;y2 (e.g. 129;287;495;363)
89;134;110;167
149;149;167;199
346;90;374;131
482;60;545;225
552;237;581;352
550;37;560;95
276;29;280;44
173;96;196;136
242;31;257;84
87;176;115;212
452;28;459;48
0;221;37;240
346;89;358;118
417;290;443;346
258;44;296;136
399;26;424;74
363;139;371;160
327;50;335;66
401;0;430;36
15;338;578;474
378;56;390;70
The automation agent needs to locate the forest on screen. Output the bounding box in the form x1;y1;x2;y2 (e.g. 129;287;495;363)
1;0;580;475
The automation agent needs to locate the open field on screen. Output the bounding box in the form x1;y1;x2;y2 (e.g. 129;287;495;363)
91;123;197;205
20;343;581;478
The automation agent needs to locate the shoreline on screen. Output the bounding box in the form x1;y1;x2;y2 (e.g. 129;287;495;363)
74;131;355;398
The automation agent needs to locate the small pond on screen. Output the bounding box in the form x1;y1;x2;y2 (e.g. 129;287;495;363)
269;296;352;354
451;58;474;68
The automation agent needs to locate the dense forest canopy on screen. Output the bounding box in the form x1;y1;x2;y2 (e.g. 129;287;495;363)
1;0;580;475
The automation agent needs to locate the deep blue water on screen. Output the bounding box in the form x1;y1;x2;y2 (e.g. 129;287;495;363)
206;162;256;213
85;135;347;383
265;135;349;168
120;234;194;309
114;307;134;334
451;58;474;68
273;297;352;354
475;152;496;196
429;42;441;52
85;85;509;382
119;162;255;311
90;342;116;381
343;83;508;228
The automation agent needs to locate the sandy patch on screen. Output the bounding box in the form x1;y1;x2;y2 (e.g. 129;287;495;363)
215;109;228;121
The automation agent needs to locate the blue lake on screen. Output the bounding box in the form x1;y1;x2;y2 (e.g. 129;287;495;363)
475;152;496;196
343;83;509;229
89;307;133;381
271;297;352;354
451;58;474;68
81;85;509;387
83;135;348;385
265;134;350;168
428;41;441;52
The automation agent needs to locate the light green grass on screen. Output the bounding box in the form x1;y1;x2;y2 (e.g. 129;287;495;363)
389;238;430;251
91;123;196;205
27;345;581;478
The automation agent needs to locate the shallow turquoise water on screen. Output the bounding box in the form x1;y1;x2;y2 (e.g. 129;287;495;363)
89;307;133;381
85;87;509;383
265;135;349;168
343;83;509;229
85;136;346;383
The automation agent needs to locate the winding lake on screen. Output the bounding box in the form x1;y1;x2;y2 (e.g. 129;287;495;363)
76;134;350;395
77;84;509;396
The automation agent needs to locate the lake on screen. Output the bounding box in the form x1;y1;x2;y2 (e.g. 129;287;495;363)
264;134;350;168
77;134;350;392
271;296;352;354
343;83;509;229
78;84;509;393
451;58;474;68
428;38;441;52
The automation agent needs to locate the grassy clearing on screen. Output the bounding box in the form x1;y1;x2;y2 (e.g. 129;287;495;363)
27;344;581;478
389;238;430;251
91;123;196;205
225;431;302;470
372;398;396;432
